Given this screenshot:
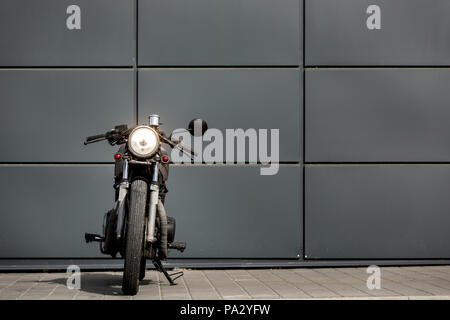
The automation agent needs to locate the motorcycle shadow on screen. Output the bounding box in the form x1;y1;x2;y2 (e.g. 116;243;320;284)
45;273;153;296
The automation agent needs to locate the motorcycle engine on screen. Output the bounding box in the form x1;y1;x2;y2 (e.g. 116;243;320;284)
101;209;120;257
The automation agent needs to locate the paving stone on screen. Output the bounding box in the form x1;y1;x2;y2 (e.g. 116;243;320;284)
104;294;131;300
1;266;450;299
133;294;160;300
409;295;450;300
75;294;105;300
380;280;432;296
203;270;250;299
182;271;219;300
320;283;368;297
272;269;340;298
247;270;310;299
271;269;316;285
159;271;191;300
224;270;279;299
18;287;57;300
45;295;79;300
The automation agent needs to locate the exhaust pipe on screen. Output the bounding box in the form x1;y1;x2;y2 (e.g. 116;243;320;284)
157;199;168;259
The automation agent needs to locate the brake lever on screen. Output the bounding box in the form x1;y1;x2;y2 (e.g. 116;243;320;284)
106;127;131;146
159;134;197;159
175;140;198;157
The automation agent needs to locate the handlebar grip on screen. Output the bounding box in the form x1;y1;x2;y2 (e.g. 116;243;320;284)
84;133;106;145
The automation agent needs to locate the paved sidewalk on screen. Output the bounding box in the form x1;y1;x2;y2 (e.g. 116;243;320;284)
1;266;450;300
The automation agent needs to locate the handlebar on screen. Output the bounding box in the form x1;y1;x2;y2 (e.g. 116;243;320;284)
85;126;198;159
84;125;129;146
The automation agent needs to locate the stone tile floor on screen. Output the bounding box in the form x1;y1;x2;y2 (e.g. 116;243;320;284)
1;266;450;300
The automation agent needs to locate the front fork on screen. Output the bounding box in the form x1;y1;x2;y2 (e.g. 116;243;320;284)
146;162;159;243
116;160;159;243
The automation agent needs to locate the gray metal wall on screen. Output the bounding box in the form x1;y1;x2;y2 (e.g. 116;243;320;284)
0;0;449;262
305;0;450;260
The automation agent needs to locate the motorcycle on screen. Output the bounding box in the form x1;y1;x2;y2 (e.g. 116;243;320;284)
84;115;207;295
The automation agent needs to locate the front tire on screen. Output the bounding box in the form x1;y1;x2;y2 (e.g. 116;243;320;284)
122;179;147;295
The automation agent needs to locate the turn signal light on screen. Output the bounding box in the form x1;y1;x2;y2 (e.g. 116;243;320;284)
162;155;169;163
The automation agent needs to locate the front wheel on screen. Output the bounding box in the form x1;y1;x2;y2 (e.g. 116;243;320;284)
122;179;147;295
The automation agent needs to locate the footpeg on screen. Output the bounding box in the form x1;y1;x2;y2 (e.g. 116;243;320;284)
85;233;104;243
168;241;186;252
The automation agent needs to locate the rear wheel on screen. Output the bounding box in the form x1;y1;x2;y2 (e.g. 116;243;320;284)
122;179;147;295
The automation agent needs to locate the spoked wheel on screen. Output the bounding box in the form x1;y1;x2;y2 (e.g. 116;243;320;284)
122;179;147;295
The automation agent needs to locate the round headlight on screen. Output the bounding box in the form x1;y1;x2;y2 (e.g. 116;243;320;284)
128;126;159;158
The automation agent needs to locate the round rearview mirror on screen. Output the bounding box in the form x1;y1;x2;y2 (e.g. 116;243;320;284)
188;118;208;137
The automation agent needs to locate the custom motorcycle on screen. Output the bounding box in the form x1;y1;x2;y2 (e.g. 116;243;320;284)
84;115;207;295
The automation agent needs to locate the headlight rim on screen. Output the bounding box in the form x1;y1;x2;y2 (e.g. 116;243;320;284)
127;125;160;159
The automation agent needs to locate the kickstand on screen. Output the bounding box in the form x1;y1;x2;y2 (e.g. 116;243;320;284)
152;258;183;286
